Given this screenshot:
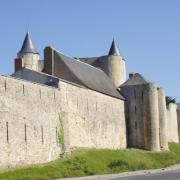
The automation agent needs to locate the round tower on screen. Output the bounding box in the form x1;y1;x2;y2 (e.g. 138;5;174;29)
145;83;160;151
98;39;126;87
15;32;40;72
158;88;168;150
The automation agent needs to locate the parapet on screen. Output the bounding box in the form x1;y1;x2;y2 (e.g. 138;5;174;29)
11;68;59;88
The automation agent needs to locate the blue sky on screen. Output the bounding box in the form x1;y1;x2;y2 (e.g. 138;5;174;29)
0;0;179;101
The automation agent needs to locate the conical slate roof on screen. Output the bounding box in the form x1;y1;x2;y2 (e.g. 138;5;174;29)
18;32;39;56
108;39;120;56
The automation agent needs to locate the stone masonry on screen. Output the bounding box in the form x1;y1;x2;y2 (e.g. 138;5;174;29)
0;32;179;169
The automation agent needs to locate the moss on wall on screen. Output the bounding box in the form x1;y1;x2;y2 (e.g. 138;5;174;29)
58;113;65;152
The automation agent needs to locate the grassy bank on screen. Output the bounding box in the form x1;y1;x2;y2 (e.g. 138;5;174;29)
0;143;180;180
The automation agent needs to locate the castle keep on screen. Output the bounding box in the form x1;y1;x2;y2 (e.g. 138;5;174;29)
0;32;179;169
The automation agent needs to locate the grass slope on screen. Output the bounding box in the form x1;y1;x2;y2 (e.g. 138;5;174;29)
0;143;180;180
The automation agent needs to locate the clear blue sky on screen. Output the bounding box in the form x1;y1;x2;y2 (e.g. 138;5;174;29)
0;0;179;101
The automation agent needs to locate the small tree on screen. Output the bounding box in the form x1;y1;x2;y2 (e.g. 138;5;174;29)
166;96;176;106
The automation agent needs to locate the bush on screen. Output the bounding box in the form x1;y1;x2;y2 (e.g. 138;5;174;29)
64;157;94;176
166;96;176;106
108;160;128;169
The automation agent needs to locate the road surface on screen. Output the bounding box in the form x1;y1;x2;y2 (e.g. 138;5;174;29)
60;164;180;180
111;169;180;180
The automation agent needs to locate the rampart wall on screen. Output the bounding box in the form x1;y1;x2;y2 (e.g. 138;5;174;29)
177;104;180;141
59;81;126;150
0;75;61;169
0;75;126;169
166;103;179;143
121;83;160;151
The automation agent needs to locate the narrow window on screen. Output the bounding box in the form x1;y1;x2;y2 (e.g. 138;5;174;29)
134;89;136;99
142;91;144;101
6;122;9;143
23;84;25;95
41;125;44;144
39;89;41;99
135;105;137;114
54;91;56;99
66;90;68;105
135;121;137;129
5;80;7;91
96;102;98;111
56;127;58;145
87;99;89;111
34;126;36;137
77;97;79;108
25;124;27;143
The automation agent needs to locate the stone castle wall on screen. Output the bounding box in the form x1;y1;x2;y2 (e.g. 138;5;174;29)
0;75;62;169
121;83;160;151
158;88;168;150
121;81;180;151
177;104;180;141
166;103;179;143
0;75;126;169
59;81;126;150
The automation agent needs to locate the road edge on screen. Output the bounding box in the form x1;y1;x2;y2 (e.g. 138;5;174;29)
59;164;180;180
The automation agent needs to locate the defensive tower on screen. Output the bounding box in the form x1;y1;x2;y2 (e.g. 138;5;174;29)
15;32;40;72
98;39;126;87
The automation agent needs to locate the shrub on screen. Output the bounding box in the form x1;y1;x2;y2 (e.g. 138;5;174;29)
108;160;129;172
64;157;94;176
166;96;176;106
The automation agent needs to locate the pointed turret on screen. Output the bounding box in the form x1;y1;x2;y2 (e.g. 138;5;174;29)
17;32;39;58
96;39;126;87
108;39;120;56
15;32;40;72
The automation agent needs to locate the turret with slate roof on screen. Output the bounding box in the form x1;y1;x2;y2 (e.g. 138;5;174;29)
15;32;40;72
77;39;126;87
17;32;39;57
103;39;126;87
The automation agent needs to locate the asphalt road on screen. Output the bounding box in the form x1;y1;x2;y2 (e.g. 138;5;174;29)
111;170;180;180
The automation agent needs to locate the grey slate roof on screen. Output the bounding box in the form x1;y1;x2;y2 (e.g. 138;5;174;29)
108;39;121;56
56;51;124;100
18;32;39;56
120;73;150;87
78;57;99;65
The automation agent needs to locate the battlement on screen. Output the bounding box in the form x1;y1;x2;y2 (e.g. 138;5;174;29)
0;75;60;100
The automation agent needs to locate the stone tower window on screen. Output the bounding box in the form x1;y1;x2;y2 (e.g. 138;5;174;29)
134;90;136;100
24;124;27;143
142;92;144;101
41;125;44;144
6;122;9;143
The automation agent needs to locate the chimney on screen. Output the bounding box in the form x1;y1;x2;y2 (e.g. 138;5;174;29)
129;73;135;79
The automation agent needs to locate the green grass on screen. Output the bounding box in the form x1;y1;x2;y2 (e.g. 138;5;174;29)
0;143;180;180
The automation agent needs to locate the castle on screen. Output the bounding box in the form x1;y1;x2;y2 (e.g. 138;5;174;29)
0;32;179;169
